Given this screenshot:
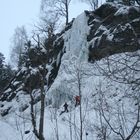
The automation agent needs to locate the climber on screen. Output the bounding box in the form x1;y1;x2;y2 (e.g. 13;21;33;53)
75;95;80;107
60;102;69;115
63;102;69;112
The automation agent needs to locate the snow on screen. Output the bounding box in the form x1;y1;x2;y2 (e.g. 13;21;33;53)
138;122;140;128
4;88;12;93
1;51;140;139
20;66;27;73
89;36;101;48
0;121;19;140
107;33;114;41
30;67;39;75
114;6;130;16
56;52;61;67
13;81;20;86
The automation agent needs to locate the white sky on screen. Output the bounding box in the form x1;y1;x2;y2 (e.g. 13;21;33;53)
0;0;105;62
0;0;41;62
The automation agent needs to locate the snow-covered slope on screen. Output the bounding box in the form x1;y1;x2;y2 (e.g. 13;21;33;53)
1;51;140;139
0;2;140;140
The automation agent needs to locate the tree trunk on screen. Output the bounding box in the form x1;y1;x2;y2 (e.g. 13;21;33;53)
39;74;45;140
30;90;40;139
65;0;69;25
78;71;83;140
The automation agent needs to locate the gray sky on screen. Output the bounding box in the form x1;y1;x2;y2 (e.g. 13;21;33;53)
0;0;104;62
0;0;41;62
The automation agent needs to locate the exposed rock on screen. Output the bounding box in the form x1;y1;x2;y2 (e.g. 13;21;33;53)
88;3;140;61
24;130;30;134
1;107;11;116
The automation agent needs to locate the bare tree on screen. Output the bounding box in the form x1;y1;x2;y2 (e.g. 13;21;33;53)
92;52;140;140
38;65;46;140
62;61;90;140
56;0;72;25
28;67;46;140
49;106;60;140
24;40;47;140
75;65;83;140
106;0;136;6
41;0;72;25
26;13;59;138
10;26;28;69
100;100;140;140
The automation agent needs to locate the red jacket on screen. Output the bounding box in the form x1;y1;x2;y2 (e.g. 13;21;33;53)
75;96;80;102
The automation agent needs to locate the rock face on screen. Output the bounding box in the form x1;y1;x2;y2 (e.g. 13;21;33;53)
0;3;140;116
87;3;140;61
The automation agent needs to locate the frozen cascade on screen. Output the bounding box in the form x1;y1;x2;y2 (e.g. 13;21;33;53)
63;12;90;62
47;12;90;106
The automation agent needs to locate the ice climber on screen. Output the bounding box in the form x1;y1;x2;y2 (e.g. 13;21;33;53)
63;102;69;112
60;102;69;115
75;95;80;107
